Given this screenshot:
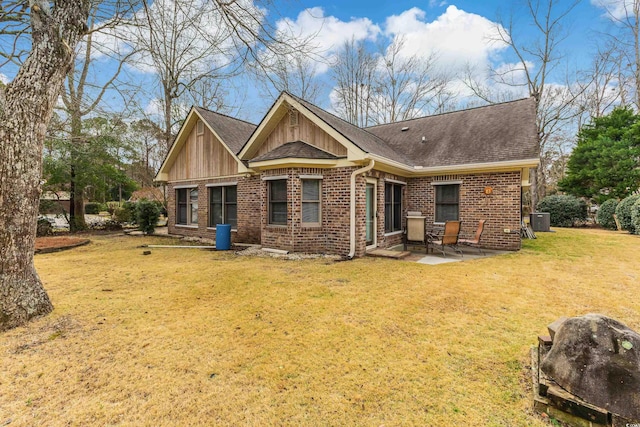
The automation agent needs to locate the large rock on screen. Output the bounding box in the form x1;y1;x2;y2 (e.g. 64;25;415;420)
540;314;640;421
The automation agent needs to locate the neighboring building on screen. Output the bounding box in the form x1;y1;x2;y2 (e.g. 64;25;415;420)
40;191;71;215
155;92;539;258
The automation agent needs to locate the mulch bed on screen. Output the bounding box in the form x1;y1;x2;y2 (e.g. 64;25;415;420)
35;236;91;254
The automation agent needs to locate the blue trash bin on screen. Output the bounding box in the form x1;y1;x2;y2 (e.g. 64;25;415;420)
215;224;231;250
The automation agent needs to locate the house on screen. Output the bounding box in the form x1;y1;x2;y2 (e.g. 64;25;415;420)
155;92;539;258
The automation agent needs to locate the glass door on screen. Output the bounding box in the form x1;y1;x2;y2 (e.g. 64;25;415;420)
366;182;375;247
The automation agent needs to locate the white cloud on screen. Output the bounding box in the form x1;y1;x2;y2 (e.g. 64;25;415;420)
0;73;8;84
591;0;635;20
429;0;448;8
274;7;381;73
383;6;509;73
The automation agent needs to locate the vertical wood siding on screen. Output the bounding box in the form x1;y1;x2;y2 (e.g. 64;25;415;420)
253;113;348;159
168;125;239;180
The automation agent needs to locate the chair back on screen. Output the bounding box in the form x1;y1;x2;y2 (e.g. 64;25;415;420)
442;220;461;245
473;220;487;242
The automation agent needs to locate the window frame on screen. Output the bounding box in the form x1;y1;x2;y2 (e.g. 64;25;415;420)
268;179;288;226
434;183;460;223
301;178;322;227
208;184;237;229
175;187;199;226
384;182;403;233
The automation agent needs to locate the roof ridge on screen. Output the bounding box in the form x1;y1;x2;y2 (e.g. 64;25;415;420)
194;105;257;126
365;96;535;129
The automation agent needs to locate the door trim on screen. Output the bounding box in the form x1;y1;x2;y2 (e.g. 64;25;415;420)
365;178;377;250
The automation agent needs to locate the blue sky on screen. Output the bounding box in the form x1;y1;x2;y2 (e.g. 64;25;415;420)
0;0;623;124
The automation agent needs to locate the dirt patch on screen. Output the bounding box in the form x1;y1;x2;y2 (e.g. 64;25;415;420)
35;236;90;254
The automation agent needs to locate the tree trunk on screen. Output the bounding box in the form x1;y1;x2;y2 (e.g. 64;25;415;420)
0;0;90;331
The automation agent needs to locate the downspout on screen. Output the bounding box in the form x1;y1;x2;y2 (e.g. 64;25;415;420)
348;159;375;259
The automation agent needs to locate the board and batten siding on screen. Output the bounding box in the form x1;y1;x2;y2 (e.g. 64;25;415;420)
168;123;239;180
253;112;347;159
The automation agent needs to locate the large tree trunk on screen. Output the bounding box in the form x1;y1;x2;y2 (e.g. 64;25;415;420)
0;0;90;331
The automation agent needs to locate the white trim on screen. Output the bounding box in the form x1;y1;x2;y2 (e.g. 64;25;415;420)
205;181;238;187
173;184;198;189
207;227;238;232
384;178;407;185
262;175;288;181
431;180;463;186
175;224;198;229
384;230;404;237
365;177;378;251
299;174;323;180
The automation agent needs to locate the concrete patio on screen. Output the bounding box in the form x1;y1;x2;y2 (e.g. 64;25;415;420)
368;244;510;265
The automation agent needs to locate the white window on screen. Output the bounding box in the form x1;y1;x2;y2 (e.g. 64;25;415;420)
302;179;321;225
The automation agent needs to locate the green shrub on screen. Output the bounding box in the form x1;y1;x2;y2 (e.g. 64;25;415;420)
113;207;131;223
36;217;53;236
122;201;138;225
615;194;640;233
136;199;160;235
632;198;640;235
596;198;619;230
536;195;588;227
84;202;101;214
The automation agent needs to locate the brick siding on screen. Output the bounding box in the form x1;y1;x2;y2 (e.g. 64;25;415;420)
406;171;522;250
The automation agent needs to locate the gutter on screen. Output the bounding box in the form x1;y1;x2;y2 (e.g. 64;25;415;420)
348;159;375;259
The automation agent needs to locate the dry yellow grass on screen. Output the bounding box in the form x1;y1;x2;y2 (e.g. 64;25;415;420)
1;229;639;426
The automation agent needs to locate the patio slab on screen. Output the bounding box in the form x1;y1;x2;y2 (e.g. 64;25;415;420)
390;244;510;265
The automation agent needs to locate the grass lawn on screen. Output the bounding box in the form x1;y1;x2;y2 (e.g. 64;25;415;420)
1;228;639;426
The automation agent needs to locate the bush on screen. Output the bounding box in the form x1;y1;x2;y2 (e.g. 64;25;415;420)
136;199;160;235
632;198;640;235
536;195;588;227
84;202;101;214
615;194;640;234
113;207;131;223
596;198;619;230
122;201;138;225
87;219;123;231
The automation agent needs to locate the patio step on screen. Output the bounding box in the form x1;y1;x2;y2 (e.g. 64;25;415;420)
366;249;412;259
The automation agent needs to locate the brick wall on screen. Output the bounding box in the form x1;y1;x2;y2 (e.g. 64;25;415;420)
406;171;522;250
260;167;355;255
167;176;261;244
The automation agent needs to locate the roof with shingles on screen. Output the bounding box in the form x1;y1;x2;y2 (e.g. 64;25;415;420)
194;107;256;155
251;141;340;162
365;97;538;167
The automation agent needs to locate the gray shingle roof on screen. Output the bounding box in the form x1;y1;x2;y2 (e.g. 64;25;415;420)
365;97;538;167
195;107;256;155
251;141;340;162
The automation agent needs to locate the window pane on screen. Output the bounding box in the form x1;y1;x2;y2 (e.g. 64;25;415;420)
178;205;187;224
210;187;222;203
226;204;237;228
393;202;402;230
436;185;458;203
270;180;287;201
385;183;392;203
394;184;402;202
270;202;287;224
302;180;320;201
177;188;187;203
385;203;392;232
225;186;237;203
302;202;319;223
210;203;222;226
191;202;198;223
190;189;198;201
436;204;458;222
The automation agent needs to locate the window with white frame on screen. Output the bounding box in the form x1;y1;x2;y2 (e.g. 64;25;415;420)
384;182;403;232
176;188;198;225
435;184;459;222
209;185;237;228
301;179;321;225
268;180;287;225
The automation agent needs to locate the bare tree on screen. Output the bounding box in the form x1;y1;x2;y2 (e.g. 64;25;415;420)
369;36;454;124
0;0;91;331
59;2;137;231
331;38;379;127
252;52;324;104
465;0;583;207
